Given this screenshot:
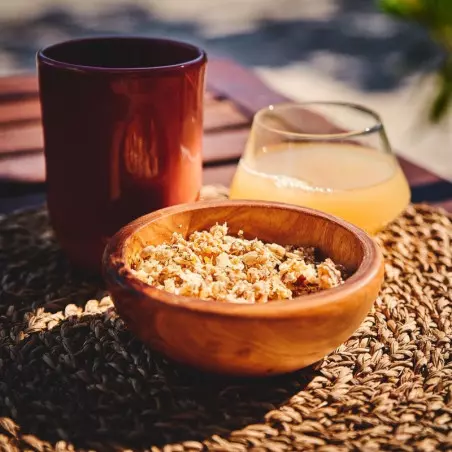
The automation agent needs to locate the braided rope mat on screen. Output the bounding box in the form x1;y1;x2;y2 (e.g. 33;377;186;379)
0;186;451;452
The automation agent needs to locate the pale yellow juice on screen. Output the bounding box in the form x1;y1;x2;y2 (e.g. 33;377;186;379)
229;143;411;234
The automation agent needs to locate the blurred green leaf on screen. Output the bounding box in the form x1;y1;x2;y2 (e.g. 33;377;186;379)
430;80;451;122
429;56;452;122
379;0;423;20
379;0;452;122
380;1;452;41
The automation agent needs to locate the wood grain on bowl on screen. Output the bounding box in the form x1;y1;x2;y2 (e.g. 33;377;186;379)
103;200;384;377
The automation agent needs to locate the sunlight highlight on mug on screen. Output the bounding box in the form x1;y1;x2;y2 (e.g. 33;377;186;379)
229;102;411;234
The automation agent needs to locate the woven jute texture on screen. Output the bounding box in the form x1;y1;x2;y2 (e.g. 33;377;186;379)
0;186;451;452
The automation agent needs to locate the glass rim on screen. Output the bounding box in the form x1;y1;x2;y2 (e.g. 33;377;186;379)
37;36;207;74
254;101;384;140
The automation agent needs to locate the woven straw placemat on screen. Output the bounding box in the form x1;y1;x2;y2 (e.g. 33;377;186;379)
0;186;451;452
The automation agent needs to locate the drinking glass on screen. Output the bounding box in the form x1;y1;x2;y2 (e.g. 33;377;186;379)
38;37;206;271
229;102;411;234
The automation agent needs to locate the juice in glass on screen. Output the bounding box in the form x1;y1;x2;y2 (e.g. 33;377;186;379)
230;142;410;234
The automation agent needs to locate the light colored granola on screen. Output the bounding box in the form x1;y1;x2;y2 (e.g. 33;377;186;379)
131;223;346;304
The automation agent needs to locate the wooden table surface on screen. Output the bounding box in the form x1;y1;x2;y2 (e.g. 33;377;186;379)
0;58;451;214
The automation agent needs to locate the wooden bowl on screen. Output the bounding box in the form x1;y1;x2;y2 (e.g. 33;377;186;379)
103;200;384;377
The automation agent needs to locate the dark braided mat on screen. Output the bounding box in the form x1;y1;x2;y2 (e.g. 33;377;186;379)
0;187;451;452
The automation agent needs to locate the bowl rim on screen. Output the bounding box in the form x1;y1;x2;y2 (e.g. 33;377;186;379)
103;200;384;318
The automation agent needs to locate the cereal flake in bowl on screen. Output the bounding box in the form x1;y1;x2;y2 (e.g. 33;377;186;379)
131;223;346;303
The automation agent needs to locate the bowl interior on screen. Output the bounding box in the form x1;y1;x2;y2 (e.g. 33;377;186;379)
121;203;365;276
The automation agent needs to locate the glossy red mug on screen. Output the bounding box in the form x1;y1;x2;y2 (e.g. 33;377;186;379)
37;37;207;272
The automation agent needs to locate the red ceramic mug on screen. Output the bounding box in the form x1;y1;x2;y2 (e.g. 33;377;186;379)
37;37;207;272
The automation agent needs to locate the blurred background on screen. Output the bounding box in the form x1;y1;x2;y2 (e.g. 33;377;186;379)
0;0;450;180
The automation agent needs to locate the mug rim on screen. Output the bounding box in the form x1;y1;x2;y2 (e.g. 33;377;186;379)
37;36;207;73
